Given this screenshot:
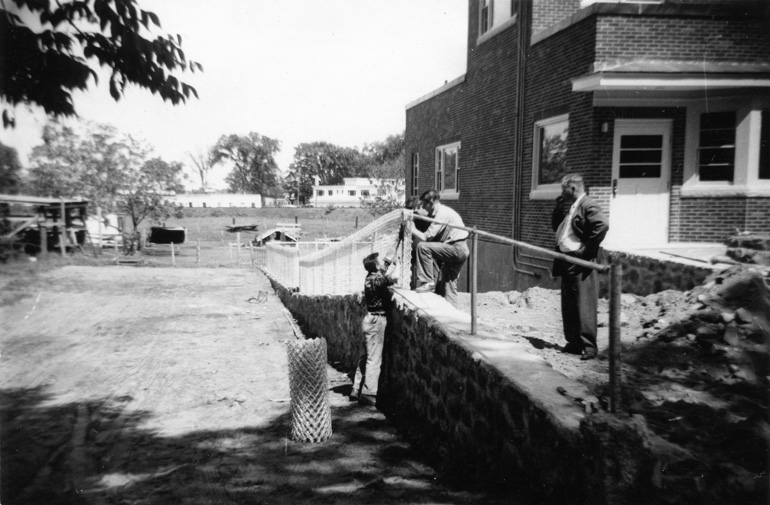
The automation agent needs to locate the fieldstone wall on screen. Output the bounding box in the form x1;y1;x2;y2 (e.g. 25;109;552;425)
377;300;584;498
604;251;713;296
267;273;665;504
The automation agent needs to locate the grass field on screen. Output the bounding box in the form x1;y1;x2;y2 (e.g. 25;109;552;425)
159;206;379;243
1;206;382;270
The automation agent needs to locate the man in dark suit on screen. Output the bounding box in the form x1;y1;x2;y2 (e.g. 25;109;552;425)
551;174;609;360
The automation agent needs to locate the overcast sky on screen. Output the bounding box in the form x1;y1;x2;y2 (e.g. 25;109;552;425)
1;0;468;190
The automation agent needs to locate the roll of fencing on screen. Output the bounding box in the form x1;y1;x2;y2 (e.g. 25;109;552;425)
287;337;332;443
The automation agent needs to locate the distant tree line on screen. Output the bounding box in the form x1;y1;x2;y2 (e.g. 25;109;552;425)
0;122;406;225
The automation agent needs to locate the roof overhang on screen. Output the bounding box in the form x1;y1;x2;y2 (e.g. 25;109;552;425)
0;194;89;207
572;72;770;93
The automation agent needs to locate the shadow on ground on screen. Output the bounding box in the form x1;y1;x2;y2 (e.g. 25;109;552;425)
2;385;538;505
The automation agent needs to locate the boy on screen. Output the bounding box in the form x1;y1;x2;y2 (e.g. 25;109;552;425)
351;252;399;406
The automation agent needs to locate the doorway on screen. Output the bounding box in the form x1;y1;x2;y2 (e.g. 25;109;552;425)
605;119;672;248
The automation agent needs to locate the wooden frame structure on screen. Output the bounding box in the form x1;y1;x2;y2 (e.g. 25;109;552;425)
0;194;90;255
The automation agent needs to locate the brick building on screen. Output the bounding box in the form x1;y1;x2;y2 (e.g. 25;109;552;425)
405;0;770;292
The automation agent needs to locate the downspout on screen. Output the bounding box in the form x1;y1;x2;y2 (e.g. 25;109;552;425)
512;0;539;277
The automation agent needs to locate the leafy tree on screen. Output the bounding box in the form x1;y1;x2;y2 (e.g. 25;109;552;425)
187;148;215;193
1;0;202;127
120;157;185;228
27;121;145;211
359;133;405;215
285;142;363;204
359;177;405;216
27;120;183;229
361;133;405;179
212;133;281;202
0;142;23;194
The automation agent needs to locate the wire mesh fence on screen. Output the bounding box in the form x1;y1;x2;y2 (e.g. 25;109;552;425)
265;209;413;295
87;238;268;269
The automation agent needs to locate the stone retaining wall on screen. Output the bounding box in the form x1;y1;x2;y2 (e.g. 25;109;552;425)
268;274;662;504
604;251;713;296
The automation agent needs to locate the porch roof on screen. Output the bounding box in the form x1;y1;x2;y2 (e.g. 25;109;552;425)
572;60;770;93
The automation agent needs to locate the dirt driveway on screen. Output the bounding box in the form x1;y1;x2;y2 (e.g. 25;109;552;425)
1;265;527;505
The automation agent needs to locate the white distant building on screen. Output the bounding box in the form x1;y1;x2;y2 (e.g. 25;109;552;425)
311;177;405;208
166;193;263;208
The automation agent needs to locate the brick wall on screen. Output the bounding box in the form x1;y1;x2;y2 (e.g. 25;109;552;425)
406;1;770;292
405;4;521;240
521;18;598;250
532;0;581;34
679;197;770;241
595;15;770;62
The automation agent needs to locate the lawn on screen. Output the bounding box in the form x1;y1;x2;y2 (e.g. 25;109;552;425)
157;206;379;243
0;206;382;270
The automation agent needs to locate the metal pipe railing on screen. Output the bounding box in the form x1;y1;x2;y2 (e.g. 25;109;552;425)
412;211;622;412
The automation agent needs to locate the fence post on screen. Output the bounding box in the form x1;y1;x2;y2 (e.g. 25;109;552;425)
196;239;200;264
471;230;478;335
609;263;622;413
236;232;241;264
40;224;48;260
59;198;66;256
170;242;176;267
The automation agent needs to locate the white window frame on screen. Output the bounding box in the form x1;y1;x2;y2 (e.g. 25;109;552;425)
682;96;770;197
411;152;419;196
530;114;569;200
477;0;516;45
348;190;356;196
435;141;461;200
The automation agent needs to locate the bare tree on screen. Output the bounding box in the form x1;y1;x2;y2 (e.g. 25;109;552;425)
188;148;214;192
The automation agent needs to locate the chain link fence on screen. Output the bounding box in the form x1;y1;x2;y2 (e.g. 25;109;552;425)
265;209;412;295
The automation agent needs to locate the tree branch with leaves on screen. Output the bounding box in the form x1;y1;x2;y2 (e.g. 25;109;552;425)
0;0;203;127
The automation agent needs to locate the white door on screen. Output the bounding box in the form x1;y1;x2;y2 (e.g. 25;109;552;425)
604;119;672;248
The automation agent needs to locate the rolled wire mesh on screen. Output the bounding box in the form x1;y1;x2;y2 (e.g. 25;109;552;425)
287;337;332;443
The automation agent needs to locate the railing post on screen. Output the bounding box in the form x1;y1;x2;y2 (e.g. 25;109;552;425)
609;262;623;413
471;229;478;335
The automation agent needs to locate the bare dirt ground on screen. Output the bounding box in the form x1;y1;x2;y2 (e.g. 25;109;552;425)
0;263;532;505
456;265;770;503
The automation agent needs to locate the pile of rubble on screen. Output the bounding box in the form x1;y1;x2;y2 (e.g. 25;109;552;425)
714;232;770;266
620;265;769;504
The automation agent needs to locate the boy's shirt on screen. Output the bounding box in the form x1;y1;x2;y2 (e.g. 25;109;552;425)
364;271;396;313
